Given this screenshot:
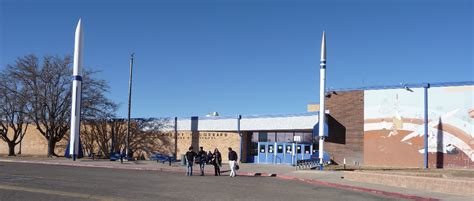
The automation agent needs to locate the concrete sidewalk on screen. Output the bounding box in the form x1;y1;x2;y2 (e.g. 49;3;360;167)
0;156;471;201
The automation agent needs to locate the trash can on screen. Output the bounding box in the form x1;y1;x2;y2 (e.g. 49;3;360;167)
181;154;186;166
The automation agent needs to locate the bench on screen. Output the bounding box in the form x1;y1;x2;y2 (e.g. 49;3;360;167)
150;153;176;166
110;152;124;161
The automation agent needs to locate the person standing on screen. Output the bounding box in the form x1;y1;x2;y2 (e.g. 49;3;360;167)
212;148;222;176
228;147;238;177
206;151;213;164
198;147;207;176
185;146;196;176
120;148;126;164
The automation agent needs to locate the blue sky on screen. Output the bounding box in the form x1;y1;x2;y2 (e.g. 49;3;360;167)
1;0;472;118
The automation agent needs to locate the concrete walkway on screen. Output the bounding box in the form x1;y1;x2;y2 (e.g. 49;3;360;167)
0;156;471;201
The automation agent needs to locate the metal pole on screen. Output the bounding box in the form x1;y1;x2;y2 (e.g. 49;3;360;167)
126;53;134;160
295;141;298;170
238;115;242;163
110;119;115;156
174;117;178;158
423;83;430;169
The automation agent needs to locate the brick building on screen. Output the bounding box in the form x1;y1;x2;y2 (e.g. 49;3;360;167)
1;82;472;168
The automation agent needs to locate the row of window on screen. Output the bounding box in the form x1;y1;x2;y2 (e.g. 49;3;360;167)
259;144;312;154
251;131;313;143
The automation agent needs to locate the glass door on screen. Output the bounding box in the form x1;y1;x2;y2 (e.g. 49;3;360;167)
258;142;267;163
275;143;284;164
267;144;275;163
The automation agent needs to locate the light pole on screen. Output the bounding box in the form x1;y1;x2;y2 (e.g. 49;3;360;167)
423;83;430;169
126;53;134;160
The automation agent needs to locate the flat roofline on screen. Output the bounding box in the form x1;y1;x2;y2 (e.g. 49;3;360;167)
329;81;474;92
173;112;319;120
111;112;319;121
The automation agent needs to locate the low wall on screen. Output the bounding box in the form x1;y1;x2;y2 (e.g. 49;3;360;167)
344;171;474;196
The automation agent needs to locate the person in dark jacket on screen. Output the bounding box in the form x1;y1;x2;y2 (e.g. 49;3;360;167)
212;148;222;176
185;146;197;176
197;147;207;176
228;147;238;177
206;151;213;164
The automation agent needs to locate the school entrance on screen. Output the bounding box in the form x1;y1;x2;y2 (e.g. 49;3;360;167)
257;142;313;164
244;131;315;165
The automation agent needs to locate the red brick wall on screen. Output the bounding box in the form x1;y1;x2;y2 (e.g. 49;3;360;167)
324;90;364;165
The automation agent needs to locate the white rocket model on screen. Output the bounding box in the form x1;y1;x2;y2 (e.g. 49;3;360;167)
318;31;326;170
69;19;83;161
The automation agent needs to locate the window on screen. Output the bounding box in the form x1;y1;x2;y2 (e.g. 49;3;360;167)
277;132;293;142
260;145;266;153
303;132;313;143
268;145;274;153
258;132;268;142
249;142;258;156
296;145;301;154
249;132;259;156
267;132;276;142
251;132;259;143
295;132;313;143
304;145;311;154
256;132;276;142
294;132;303;142
286;145;292;154
277;145;283;153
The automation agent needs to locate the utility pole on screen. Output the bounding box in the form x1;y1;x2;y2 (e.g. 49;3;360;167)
126;53;134;160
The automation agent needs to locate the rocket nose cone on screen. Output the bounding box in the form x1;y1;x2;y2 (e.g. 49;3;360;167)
320;31;326;61
76;19;82;33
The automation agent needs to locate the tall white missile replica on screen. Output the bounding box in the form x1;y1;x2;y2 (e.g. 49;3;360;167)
318;31;326;170
69;19;84;161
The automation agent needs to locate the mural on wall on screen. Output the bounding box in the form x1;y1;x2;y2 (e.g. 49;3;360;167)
364;86;474;168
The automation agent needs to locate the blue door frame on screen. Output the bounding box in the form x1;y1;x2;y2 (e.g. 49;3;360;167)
257;142;312;164
267;143;275;163
258;143;267;163
283;143;293;164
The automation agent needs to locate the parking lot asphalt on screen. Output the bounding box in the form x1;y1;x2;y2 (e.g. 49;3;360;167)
0;162;403;201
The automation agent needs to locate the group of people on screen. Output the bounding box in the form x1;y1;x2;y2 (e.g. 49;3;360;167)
185;146;238;177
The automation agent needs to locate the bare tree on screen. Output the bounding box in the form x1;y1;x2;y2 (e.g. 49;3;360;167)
130;118;174;158
7;54;114;157
76;117;173;159
110;118;128;155
103;118;173;159
79;121;96;157
0;71;29;156
80;101;118;158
